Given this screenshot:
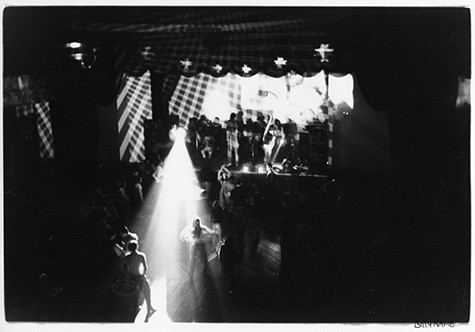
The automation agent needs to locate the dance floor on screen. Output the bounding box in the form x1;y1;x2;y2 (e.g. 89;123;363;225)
3;160;470;324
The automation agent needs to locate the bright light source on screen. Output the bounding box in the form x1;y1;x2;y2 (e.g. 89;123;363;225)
66;42;82;49
72;53;84;60
65;42;96;70
175;127;187;140
169;126;187;142
202;83;233;121
329;74;354;109
257;166;265;174
242;165;250;173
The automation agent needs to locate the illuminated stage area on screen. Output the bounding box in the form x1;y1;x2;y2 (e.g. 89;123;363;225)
2;6;470;325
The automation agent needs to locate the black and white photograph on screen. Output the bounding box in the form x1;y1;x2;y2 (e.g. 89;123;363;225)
1;2;472;329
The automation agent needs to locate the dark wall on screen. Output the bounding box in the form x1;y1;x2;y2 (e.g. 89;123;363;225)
96;101;120;161
334;76;391;174
4;6;118;174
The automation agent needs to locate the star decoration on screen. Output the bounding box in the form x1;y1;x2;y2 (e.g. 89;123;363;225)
314;44;334;62
242;64;252;74
180;58;193;71
274;57;287;69
212;64;223;73
141;45;152;59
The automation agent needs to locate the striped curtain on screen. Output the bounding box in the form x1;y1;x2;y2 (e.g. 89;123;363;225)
116;71;153;162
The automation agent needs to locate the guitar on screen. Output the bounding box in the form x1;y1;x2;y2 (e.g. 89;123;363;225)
262;114;274;145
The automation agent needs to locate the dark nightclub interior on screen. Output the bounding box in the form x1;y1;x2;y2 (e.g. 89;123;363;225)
2;6;471;325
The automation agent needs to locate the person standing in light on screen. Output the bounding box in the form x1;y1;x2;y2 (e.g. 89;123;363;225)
180;218;213;281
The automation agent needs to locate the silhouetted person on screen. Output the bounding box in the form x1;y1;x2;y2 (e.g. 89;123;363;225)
120;241;156;322
111;225;138;257
133;177;143;203
218;235;236;296
217;165;236;213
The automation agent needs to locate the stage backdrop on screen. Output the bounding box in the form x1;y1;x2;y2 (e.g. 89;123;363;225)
170;71;354;128
112;70;390;173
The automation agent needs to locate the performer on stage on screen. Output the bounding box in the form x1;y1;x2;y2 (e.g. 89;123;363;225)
200;134;215;161
262;114;278;165
225;113;239;167
283;117;299;161
269;118;284;164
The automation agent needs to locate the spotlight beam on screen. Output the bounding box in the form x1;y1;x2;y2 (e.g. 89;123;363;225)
135;128;205;321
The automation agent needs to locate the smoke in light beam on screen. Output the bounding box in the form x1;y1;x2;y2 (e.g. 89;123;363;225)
138;128;203;320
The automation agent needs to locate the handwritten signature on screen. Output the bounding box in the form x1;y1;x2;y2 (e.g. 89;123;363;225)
415;322;455;328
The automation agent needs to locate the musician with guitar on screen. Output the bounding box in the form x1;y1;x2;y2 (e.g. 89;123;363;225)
262;115;283;165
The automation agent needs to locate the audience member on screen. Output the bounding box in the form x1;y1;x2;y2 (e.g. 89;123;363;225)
180;218;214;281
132;177;143;203
120;240;157;322
211;117;226;153
200;134;216;161
251;120;264;163
115;181;130;225
217;165;236;212
218;234;236;296
210;200;224;224
110;225;139;257
117;181;130;202
187;117;199;159
152;158;165;182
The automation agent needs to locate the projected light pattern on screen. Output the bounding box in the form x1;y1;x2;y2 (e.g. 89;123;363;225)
169;72;354;130
116;71;153;162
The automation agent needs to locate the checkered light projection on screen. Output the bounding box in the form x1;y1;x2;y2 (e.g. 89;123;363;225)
169;73;270;126
116;71;353;164
169;72;353;127
117;71;153;162
35;102;55;158
14;101;55;158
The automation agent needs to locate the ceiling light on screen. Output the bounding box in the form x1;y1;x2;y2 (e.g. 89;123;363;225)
64;41;97;70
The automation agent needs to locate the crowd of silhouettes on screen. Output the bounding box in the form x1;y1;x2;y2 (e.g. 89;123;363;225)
185;112;298;168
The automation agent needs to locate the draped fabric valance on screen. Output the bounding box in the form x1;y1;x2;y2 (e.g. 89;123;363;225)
4;7;467;112
81;8;354;77
116;32;352;77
